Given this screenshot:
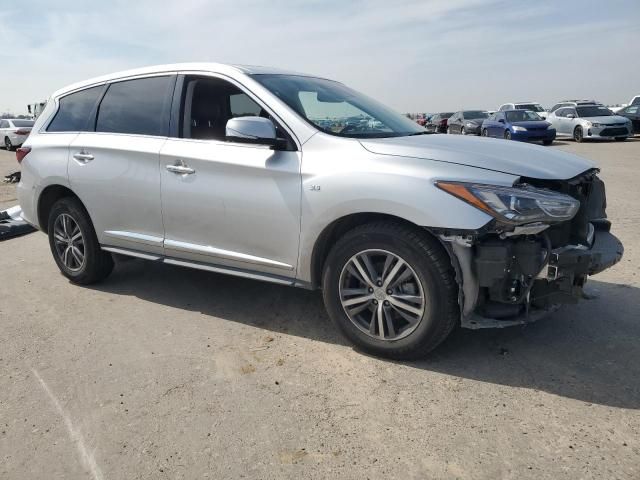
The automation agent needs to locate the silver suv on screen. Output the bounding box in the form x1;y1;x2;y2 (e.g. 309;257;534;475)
17;63;623;358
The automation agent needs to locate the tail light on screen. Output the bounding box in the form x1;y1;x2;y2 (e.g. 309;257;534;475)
14;129;30;135
439;119;447;125
16;147;31;164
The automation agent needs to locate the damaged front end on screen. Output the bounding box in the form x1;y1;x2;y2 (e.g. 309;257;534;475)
436;169;624;329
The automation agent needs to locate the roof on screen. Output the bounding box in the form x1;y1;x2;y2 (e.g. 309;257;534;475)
51;62;320;98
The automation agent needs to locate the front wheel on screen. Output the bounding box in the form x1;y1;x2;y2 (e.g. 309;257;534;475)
322;222;459;359
481;128;488;137
47;197;114;284
504;130;512;140
574;126;584;143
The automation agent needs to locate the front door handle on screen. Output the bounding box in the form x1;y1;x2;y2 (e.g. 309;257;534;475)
166;163;195;175
73;152;94;163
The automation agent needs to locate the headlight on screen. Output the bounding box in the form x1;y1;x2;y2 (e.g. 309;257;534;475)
512;126;527;132
465;122;475;128
435;182;580;225
588;122;602;127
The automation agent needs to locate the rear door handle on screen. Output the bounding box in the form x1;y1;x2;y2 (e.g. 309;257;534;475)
166;163;195;175
73;152;94;163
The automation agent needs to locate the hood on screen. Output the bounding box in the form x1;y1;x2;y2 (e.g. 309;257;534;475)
463;118;484;126
511;120;551;129
584;115;629;124
359;134;595;180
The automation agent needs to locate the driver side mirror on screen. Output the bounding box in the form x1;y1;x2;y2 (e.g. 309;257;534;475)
226;117;287;149
567;113;576;119
498;119;505;124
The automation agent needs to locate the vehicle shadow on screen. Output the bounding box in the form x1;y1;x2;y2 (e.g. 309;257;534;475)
90;258;640;409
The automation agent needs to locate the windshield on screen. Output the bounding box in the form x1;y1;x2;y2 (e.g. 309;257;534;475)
515;104;545;112
576;106;613;117
463;110;488;120
506;110;542;122
11;120;34;127
252;74;426;138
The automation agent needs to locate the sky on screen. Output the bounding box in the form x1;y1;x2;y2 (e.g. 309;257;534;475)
0;0;638;114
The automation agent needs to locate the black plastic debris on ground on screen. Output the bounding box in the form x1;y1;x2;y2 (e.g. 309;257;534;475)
0;206;36;241
2;171;20;184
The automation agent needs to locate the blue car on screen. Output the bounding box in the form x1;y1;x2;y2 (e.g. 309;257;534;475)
481;110;556;145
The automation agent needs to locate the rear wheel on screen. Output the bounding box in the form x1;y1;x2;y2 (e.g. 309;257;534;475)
47;197;114;284
4;137;12;150
504;130;512;140
322;222;459;359
573;126;584;143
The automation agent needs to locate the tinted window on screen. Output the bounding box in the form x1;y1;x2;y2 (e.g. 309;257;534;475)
96;76;173;136
576;105;613;117
0;120;8;128
47;86;103;132
506;110;541;122
462;110;488;119
230;93;262;118
12;120;34;127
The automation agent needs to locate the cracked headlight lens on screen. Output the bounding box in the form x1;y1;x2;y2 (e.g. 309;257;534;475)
436;182;580;225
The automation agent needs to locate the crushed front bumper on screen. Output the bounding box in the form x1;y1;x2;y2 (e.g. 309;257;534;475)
461;230;623;329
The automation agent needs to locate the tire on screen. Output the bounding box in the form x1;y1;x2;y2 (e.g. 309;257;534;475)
615;137;626;142
47;197;114;284
4;137;12;151
504;130;512;140
461;127;466;135
543;139;553;146
446;126;451;134
481;128;488;137
322;222;459;359
573;126;583;143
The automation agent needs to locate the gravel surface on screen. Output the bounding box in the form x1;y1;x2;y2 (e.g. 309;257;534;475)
1;139;639;479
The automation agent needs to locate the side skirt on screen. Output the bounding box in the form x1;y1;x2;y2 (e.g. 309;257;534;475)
101;245;298;287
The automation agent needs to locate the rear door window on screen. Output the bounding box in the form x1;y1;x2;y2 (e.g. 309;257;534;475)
96;76;174;136
47;86;103;132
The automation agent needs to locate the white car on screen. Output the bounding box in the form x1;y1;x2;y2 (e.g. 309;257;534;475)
547;105;633;142
498;102;548;119
16;63;624;358
0;118;34;150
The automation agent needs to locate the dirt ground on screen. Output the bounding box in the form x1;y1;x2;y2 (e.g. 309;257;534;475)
1;139;639;479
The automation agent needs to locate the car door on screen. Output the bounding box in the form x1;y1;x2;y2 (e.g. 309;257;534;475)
563;108;578;135
68;75;176;255
491;112;505;137
159;75;301;278
0;120;8;144
552;108;568;135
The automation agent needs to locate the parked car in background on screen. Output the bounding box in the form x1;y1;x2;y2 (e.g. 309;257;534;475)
549;100;601;113
0;119;34;150
17;63;624;359
425;112;453;133
447;110;489;135
481;110;555;145
546;105;633;142
629;95;640;106
498;102;548;119
616;105;640;134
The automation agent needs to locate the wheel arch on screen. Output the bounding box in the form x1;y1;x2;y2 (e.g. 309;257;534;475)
37;184;89;234
309;212;448;289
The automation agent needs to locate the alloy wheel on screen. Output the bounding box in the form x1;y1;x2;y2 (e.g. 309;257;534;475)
52;213;85;272
574;127;583;142
339;249;426;341
4;138;11;150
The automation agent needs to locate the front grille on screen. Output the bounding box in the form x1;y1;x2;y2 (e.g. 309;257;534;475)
600;127;627;136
